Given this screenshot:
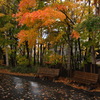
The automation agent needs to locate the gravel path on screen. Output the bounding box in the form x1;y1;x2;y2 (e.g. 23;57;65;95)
0;74;100;100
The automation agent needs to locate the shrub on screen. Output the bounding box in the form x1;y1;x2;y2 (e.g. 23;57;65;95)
10;65;39;73
0;65;11;69
17;56;29;66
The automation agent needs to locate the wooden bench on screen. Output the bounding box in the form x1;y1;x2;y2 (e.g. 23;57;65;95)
37;67;60;79
70;71;99;89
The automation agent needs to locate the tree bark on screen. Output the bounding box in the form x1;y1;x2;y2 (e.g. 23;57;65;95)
33;45;36;65
25;41;31;67
5;46;9;66
40;44;43;65
78;38;82;69
5;33;9;66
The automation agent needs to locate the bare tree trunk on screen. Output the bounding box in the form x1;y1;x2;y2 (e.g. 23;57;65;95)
91;45;96;73
40;44;43;65
78;38;82;69
33;45;36;65
94;0;100;16
54;43;57;54
25;41;31;67
74;40;77;70
5;46;9;66
5;33;9;66
67;45;71;71
37;43;40;64
66;25;73;77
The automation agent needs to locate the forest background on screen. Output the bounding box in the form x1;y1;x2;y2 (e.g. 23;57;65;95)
0;0;100;77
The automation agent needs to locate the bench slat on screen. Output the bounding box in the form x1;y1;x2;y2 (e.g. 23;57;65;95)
71;71;99;85
37;67;60;78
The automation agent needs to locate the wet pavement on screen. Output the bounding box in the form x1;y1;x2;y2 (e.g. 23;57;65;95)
0;74;100;100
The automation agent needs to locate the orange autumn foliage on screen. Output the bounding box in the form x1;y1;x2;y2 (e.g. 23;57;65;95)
17;7;66;27
53;4;67;11
18;0;36;12
71;30;80;39
15;0;85;47
17;30;28;46
17;29;38;47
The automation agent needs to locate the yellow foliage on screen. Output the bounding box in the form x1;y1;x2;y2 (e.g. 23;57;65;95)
56;0;61;3
18;29;39;48
0;0;6;6
55;32;64;42
0;13;5;17
49;54;62;64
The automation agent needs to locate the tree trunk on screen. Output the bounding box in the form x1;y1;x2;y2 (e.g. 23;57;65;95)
74;40;77;69
54;44;57;53
25;41;31;67
33;45;36;65
91;45;96;73
40;44;43;65
37;43;40;64
5;33;9;66
5;46;9;66
78;38;82;69
66;25;73;77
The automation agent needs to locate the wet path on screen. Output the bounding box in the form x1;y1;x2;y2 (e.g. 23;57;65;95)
0;74;100;100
